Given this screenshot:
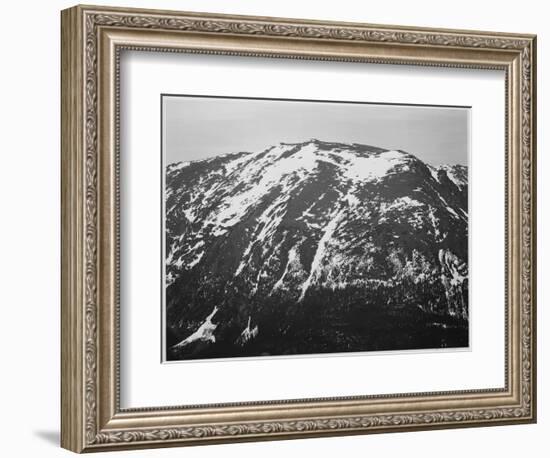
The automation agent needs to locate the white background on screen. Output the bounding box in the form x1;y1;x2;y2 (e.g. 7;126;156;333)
121;52;504;407
0;0;546;457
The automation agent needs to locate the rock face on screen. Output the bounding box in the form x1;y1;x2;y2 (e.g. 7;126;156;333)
164;140;469;360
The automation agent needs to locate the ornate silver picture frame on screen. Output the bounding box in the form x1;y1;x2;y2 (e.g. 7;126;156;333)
61;4;536;453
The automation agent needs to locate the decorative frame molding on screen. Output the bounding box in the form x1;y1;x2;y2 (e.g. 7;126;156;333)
61;4;536;453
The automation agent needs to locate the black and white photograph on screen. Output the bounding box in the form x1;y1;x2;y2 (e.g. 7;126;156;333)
162;95;470;362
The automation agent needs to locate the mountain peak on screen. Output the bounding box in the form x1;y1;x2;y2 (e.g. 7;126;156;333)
278;139;390;155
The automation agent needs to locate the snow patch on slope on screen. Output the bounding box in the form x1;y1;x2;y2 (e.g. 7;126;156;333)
171;307;219;349
167;161;190;173
236;316;259;345
439;165;467;189
299;208;345;301
339;150;408;182
427;165;440;183
271;244;302;294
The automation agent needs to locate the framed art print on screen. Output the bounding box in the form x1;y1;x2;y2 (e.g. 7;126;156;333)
61;4;536;453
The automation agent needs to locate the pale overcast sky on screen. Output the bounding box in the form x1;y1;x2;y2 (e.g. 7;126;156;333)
163;95;469;167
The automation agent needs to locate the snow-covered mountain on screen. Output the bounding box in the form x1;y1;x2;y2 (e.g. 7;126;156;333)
165;139;469;360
